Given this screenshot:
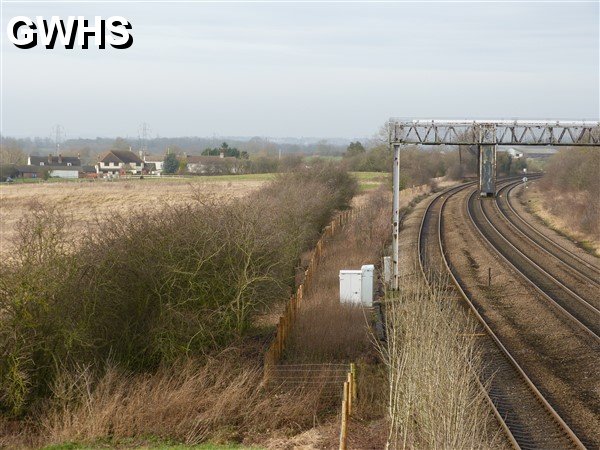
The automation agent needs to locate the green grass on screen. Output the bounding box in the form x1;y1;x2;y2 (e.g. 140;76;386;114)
350;171;390;191
349;171;390;181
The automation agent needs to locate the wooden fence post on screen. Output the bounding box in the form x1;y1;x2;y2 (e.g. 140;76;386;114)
350;363;357;401
340;380;349;450
347;373;353;415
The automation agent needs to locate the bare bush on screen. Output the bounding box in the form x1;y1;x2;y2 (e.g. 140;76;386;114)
540;147;600;237
378;272;497;449
0;165;358;416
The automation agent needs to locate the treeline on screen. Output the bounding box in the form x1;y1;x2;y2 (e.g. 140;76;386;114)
342;142;475;187
0;163;357;416
540;147;599;236
0;135;348;166
342;141;529;187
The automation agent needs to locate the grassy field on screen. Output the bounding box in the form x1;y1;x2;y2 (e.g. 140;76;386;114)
0;177;267;255
6;173;277;184
350;171;390;191
0;172;387;254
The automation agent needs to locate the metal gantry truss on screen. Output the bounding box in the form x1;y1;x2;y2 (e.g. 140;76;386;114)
388;119;600;291
389;119;600;146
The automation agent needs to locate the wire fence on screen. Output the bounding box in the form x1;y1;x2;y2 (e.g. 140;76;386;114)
262;208;362;449
263;208;358;378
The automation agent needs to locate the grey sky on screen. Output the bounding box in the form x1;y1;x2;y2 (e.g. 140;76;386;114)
2;2;599;139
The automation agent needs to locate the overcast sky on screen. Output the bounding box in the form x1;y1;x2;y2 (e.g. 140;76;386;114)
1;1;599;139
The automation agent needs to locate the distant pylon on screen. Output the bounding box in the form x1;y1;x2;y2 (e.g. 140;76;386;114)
138;122;151;154
51;124;65;155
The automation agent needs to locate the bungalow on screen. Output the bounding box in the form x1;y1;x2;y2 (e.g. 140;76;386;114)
186;154;241;175
18;154;82;179
96;150;144;176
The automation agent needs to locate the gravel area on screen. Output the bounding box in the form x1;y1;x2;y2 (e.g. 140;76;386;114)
444;186;600;447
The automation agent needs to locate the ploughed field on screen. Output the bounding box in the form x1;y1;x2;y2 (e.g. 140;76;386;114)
0;178;267;255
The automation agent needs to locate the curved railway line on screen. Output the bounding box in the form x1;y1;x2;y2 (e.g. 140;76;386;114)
417;180;598;449
470;183;600;340
502;182;600;285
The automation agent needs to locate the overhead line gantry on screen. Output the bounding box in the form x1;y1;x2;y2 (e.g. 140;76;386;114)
388;119;600;290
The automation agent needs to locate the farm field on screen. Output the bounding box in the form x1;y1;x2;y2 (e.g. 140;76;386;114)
0;177;268;255
0;172;384;255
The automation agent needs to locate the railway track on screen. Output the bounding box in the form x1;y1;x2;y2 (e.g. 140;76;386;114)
496;182;600;290
469;184;600;341
418;182;589;450
500;181;600;289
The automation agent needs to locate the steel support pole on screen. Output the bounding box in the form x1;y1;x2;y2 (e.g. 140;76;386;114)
392;143;400;290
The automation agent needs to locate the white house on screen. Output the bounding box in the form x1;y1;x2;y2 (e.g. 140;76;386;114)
186;153;241;175
506;148;524;159
96;150;145;176
21;154;82;179
143;154;165;175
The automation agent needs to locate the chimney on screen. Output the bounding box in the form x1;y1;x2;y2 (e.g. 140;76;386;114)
58;154;63;164
48;154;53;164
77;152;81;159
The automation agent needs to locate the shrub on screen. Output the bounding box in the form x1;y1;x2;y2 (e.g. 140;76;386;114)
0;165;358;415
540;147;600;236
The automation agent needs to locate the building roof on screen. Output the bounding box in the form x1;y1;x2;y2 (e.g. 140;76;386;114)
144;154;165;163
17;165;81;173
99;150;144;164
29;155;81;166
186;155;236;164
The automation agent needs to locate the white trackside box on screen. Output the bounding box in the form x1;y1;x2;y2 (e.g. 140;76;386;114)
339;270;362;304
339;264;375;306
361;264;374;306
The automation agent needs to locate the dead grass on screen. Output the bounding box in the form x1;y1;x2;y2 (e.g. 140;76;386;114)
0;347;344;449
524;184;600;256
285;188;390;365
379;271;499;449
0;179;265;255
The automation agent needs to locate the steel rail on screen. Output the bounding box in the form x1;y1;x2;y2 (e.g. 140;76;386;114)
494;181;600;305
503;181;600;282
438;185;586;449
416;182;521;449
417;181;584;450
471;188;600;342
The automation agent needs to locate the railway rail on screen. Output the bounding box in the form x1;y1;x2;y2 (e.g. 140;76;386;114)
469;184;600;341
417;181;590;449
500;181;600;288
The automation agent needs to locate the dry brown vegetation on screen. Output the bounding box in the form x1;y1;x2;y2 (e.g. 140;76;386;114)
0;179;266;255
286;188;390;365
532;147;600;252
379;272;499;449
0;164;357;419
